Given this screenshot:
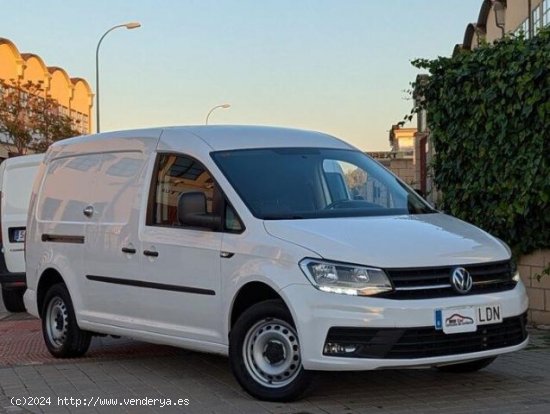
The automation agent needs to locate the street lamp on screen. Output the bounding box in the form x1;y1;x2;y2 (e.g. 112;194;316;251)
205;104;231;125
494;1;506;39
95;22;141;133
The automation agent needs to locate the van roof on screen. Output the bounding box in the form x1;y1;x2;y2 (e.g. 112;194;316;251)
0;154;44;187
52;125;356;152
0;154;44;171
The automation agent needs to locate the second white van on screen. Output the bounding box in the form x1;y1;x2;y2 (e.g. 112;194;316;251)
0;154;44;312
25;126;528;401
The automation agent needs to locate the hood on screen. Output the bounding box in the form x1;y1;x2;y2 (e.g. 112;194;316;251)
263;213;509;268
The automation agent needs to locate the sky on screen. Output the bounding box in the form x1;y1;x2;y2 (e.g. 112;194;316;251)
1;0;481;150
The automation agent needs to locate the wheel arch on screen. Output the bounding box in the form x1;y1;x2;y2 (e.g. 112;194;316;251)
229;281;294;335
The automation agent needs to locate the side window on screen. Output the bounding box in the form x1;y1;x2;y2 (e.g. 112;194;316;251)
322;159;396;208
149;154;218;227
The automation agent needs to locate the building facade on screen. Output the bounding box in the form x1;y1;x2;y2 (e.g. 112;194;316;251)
367;125;418;189
459;0;550;52
0;37;93;159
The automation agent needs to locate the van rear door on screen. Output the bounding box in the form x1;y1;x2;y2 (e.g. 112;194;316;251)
1;156;42;274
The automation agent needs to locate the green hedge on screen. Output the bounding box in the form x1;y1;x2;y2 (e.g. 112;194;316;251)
411;29;550;256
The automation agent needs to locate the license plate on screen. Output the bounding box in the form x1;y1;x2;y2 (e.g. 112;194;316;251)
435;304;502;334
13;229;26;243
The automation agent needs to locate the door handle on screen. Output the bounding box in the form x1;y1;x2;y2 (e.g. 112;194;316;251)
83;205;94;218
122;247;136;254
143;250;159;257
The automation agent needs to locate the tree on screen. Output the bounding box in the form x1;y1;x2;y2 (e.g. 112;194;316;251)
0;79;79;155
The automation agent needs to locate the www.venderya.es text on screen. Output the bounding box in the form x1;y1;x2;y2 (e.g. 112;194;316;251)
10;396;190;408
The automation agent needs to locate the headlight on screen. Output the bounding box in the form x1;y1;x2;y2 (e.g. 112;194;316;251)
510;258;520;282
299;258;393;296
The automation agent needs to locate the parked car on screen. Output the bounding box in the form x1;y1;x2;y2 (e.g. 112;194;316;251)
25;126;528;401
0;154;44;312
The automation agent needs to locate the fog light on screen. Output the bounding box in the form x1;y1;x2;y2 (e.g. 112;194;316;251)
324;343;357;354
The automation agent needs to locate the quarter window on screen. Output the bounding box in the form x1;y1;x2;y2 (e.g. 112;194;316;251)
225;204;244;232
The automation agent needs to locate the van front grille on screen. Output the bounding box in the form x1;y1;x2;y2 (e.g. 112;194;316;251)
380;261;516;299
324;312;527;359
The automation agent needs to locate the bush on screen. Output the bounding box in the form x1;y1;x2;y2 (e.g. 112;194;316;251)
411;29;550;256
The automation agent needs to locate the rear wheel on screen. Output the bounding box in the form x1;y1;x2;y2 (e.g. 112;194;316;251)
436;357;497;373
41;283;91;358
1;287;26;312
229;299;312;402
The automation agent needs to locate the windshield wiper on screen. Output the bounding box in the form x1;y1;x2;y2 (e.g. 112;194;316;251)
262;214;306;220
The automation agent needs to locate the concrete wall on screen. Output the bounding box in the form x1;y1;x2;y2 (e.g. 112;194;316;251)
505;0;543;36
389;158;415;187
519;249;550;326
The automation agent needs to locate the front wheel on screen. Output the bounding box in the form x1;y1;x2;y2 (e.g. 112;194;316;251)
1;287;26;312
436;357;497;373
41;283;91;358
229;299;312;401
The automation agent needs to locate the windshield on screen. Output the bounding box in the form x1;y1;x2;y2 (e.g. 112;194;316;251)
212;148;434;220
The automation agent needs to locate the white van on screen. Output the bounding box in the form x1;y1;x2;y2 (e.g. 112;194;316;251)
0;154;44;312
25;126;528;401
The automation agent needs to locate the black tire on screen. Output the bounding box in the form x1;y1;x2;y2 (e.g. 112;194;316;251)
229;299;312;402
1;287;26;313
436;357;497;373
41;283;91;358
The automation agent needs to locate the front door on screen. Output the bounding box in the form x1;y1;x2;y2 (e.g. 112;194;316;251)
139;153;223;344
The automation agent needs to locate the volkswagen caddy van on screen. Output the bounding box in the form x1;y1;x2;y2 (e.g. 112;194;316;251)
0;154;44;312
25;126;528;401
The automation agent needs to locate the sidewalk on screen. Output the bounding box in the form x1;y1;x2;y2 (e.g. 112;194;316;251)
1;311;550;413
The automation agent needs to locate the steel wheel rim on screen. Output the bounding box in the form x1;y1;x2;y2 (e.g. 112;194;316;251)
243;318;301;388
45;297;68;348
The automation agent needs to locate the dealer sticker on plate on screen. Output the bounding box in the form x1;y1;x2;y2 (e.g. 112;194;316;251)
435;304;502;334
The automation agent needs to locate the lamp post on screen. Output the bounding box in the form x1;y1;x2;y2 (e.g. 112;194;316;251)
95;22;141;133
494;1;506;39
205;104;231;125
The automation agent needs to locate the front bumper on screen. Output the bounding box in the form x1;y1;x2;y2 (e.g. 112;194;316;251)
281;281;529;371
0;244;26;288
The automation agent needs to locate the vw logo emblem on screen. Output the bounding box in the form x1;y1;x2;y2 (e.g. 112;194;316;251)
451;267;473;294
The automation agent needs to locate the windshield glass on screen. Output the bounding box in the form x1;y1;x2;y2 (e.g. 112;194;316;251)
212;148;434;219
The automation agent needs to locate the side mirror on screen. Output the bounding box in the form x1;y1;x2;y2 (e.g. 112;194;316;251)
177;192;220;230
